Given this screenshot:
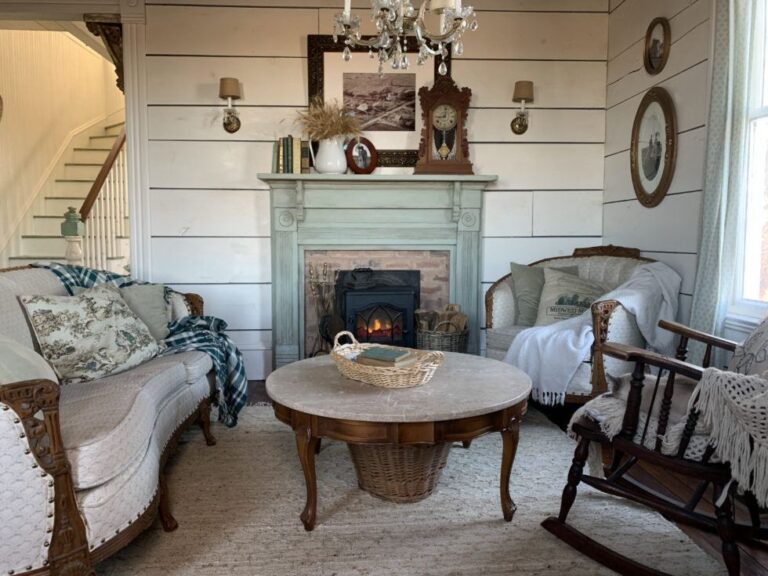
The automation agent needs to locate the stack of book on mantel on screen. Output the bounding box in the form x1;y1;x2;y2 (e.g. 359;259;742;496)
272;136;311;174
355;346;420;369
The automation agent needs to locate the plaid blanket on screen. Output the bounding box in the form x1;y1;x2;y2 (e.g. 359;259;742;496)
35;263;247;427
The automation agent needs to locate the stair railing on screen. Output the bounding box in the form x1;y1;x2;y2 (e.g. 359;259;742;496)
78;129;127;270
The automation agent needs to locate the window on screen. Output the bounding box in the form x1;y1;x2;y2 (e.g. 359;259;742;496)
741;0;768;307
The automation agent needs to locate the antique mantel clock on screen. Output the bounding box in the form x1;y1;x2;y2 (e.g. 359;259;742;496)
414;75;473;175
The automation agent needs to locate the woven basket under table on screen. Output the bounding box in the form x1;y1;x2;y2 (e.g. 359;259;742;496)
348;442;452;503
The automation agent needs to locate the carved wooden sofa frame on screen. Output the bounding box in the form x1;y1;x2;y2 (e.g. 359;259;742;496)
485;245;654;404
542;320;768;576
1;275;216;576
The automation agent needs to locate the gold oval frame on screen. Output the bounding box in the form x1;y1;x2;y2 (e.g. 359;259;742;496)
644;17;671;75
630;87;678;208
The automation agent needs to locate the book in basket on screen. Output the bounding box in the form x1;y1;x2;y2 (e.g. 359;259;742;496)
356;346;419;368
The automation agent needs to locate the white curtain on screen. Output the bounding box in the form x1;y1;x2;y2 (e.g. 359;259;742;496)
688;0;756;363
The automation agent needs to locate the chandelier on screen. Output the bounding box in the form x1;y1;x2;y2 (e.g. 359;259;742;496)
333;0;478;75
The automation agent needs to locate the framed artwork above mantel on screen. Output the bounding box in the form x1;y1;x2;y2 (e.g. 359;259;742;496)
307;35;452;168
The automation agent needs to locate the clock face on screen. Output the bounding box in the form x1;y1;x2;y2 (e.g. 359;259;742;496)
432;104;457;131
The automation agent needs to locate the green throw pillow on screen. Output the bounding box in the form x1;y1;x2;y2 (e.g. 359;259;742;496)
508;262;578;326
534;268;606;326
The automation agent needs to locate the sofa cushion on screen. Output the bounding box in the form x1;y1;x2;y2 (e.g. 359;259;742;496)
535;268;606;326
59;352;206;489
0;333;57;384
21;285;159;385
76;375;211;545
0;268;66;349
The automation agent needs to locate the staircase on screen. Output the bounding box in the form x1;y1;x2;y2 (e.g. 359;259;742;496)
7;119;130;272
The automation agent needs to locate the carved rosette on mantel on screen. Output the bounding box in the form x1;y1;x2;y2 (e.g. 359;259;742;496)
258;173;497;368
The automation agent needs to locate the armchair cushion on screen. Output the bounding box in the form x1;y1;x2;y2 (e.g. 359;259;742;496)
20;284;160;385
0;333;57;384
534;268;606;326
729;314;768;375
509;262;578;326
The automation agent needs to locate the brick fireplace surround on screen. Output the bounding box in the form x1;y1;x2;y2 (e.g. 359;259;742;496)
258;174;497;367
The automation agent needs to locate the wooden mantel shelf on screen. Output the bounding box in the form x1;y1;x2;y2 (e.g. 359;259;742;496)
258;173;498;183
261;172;498;367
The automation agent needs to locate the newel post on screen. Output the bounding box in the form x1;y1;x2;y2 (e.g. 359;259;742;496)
61;207;85;266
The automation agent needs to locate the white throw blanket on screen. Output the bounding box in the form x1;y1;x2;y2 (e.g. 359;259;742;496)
693;368;768;507
503;262;682;405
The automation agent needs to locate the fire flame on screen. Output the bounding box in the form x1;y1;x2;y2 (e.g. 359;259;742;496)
368;318;391;334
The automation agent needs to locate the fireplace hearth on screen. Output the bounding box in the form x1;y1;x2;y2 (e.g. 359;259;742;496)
336;269;420;348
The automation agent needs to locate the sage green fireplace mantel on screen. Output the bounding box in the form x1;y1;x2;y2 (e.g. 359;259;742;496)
258;173;498;368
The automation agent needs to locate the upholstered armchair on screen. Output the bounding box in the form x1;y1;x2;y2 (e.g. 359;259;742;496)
485;246;652;404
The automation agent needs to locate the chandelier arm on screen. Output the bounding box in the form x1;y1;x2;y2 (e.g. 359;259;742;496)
414;1;463;43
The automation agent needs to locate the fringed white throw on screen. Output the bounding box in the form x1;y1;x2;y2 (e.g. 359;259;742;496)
692;367;768;507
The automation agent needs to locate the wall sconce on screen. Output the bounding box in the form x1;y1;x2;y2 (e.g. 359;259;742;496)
511;80;534;135
219;77;242;133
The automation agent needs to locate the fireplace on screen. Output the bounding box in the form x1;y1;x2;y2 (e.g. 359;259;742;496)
336;269;419;348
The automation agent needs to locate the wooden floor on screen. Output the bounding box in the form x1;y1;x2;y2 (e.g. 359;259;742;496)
630;461;768;575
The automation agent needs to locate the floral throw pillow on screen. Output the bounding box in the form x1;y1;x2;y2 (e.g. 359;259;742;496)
20;284;159;384
729;315;768;375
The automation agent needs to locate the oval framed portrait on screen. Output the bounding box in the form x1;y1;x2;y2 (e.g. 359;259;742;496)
631;87;678;208
346;137;378;175
644;17;671;75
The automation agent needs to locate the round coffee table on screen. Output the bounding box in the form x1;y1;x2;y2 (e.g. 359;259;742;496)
266;352;531;531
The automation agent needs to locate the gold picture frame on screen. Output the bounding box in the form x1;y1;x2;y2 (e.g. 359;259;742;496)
630;87;678;208
644;17;671;75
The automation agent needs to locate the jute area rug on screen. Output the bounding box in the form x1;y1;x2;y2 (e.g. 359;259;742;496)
98;406;722;576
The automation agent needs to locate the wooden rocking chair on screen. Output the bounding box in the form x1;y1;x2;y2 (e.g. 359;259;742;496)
541;319;768;575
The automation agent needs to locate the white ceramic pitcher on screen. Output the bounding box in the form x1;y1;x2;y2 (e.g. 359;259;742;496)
309;136;347;174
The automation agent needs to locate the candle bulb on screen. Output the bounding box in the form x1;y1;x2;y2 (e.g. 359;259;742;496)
343;0;351;18
454;0;462;11
430;0;451;10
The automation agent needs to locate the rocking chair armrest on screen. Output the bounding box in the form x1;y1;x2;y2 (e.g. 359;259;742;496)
658;320;738;352
601;342;705;381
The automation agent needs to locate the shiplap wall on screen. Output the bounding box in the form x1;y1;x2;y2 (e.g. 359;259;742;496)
604;0;712;323
142;0;609;378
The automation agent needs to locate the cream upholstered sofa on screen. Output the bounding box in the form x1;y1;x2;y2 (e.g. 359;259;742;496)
485;246;651;404
0;266;217;576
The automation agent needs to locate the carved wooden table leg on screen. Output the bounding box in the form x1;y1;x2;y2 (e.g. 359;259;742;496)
295;427;320;531
500;417;521;521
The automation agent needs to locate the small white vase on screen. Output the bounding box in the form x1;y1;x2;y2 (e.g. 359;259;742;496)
311;136;347;174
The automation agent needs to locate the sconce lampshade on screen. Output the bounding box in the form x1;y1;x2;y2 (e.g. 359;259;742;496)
219;77;241;100
513;80;534;103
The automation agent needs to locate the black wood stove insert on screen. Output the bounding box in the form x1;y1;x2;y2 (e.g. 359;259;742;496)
334;268;420;348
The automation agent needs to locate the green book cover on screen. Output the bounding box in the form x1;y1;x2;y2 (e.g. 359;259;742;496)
356;347;410;363
301;140;310;173
284;136;292;174
271;140;279;173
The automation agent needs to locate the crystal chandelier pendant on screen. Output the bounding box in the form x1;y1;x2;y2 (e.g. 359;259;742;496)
334;0;477;73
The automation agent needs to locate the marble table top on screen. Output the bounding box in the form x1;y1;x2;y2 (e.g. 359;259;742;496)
266;352;532;423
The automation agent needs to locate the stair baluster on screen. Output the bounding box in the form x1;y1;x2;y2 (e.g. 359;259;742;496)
79;129;127;271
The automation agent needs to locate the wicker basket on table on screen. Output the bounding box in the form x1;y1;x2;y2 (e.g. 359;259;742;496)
416;320;468;353
331;331;443;389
